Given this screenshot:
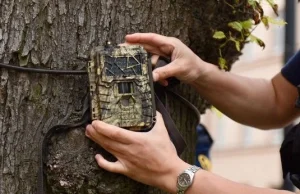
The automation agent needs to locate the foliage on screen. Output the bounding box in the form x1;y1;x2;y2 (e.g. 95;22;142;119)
213;0;286;70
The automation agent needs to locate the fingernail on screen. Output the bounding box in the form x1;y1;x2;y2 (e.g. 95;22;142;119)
125;34;133;39
92;120;98;127
95;154;101;160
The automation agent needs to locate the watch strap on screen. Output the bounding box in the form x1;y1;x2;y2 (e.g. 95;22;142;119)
189;165;200;173
177;165;200;194
178;190;185;194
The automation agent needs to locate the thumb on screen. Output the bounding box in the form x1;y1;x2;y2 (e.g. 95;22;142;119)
152;60;180;82
152;111;168;135
155;111;164;124
95;154;126;174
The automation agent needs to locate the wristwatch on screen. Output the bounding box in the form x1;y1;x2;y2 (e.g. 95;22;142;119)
177;165;200;194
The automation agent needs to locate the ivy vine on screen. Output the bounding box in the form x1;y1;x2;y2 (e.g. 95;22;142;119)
213;0;286;70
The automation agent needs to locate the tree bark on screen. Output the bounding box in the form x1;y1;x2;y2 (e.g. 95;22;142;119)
0;0;253;193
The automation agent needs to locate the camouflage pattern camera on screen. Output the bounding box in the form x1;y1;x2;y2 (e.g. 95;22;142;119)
87;44;156;131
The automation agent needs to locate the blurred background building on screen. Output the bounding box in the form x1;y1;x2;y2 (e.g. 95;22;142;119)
201;0;300;189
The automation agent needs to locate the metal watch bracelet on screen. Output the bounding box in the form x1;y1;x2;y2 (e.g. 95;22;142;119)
177;165;200;194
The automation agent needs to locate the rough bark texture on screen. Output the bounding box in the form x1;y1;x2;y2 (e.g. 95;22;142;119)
0;0;254;193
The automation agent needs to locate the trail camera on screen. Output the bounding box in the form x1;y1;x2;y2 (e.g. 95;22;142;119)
87;44;156;131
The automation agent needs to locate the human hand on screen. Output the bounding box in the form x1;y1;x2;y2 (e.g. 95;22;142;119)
85;112;190;193
125;33;211;85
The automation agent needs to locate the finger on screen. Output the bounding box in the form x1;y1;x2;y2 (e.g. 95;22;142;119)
125;33;175;55
154;111;165;128
151;112;170;137
91;121;136;144
141;44;169;57
122;43;168;57
152;60;181;81
95;154;126;174
119;42;168;58
86;125;129;153
151;75;169;85
126;33;168;46
118;43;130;46
150;112;167;134
151;55;160;65
158;79;169;86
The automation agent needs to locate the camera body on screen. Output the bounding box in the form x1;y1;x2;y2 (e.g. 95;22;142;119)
87;44;156;131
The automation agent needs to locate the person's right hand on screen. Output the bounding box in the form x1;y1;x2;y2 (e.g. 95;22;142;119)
85;112;190;193
125;33;212;85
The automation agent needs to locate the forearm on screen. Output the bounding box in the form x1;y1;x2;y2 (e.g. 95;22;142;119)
187;170;294;194
192;62;299;129
162;161;294;194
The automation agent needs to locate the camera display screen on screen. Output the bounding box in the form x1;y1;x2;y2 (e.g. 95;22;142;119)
104;55;142;76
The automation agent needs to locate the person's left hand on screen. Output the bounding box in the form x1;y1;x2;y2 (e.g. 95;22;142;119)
85;112;189;192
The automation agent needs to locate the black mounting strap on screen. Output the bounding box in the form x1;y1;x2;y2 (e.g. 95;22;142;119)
0;63;87;75
155;91;186;155
37;95;91;194
153;57;201;155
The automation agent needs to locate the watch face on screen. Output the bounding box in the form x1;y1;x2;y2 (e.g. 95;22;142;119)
178;172;191;187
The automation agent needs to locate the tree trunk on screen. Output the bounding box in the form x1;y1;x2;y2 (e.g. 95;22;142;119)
0;0;253;193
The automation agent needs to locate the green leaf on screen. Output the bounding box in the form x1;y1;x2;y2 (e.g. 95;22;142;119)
262;16;286;30
229;38;241;52
249;34;265;49
218;57;227;70
228;21;243;32
211;106;223;118
261;16;269;29
266;16;287;26
235;40;241;52
241;19;253;30
247;0;256;6
213;31;226;39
